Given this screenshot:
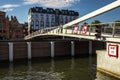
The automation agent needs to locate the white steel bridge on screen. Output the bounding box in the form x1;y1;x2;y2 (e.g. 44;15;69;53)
25;0;120;43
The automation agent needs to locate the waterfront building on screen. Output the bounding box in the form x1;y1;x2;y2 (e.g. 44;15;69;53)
0;11;26;40
28;7;79;34
0;11;10;39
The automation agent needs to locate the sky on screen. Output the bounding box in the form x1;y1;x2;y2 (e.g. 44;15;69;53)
0;0;120;24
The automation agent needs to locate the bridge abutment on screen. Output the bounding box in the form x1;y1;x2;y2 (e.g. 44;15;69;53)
97;42;120;78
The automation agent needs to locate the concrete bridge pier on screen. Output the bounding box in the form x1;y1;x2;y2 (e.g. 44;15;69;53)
27;42;32;60
96;42;120;78
89;41;92;55
8;42;13;62
71;41;75;57
51;41;55;58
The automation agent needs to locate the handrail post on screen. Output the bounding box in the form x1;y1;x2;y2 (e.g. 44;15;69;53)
112;23;115;38
89;25;91;36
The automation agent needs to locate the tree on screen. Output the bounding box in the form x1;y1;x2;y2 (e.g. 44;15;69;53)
91;20;101;24
114;20;120;27
115;20;120;22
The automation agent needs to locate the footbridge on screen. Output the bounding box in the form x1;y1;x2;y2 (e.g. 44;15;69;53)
25;0;120;43
25;22;120;42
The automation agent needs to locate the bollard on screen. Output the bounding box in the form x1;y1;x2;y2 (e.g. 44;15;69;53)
51;41;54;58
71;41;75;57
89;41;92;55
8;42;13;62
27;42;31;60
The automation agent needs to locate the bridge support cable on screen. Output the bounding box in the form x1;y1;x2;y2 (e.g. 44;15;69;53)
63;0;120;28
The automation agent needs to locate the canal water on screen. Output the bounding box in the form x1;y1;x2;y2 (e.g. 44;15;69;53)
0;56;119;80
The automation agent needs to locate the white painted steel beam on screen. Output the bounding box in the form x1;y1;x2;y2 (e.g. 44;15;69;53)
63;0;120;28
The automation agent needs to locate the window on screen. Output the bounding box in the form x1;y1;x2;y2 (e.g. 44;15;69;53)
3;30;6;33
16;35;19;38
51;22;54;27
40;21;44;28
36;20;39;25
46;22;49;27
31;20;34;25
32;14;34;18
65;16;68;23
35;25;39;30
35;14;38;18
31;25;34;29
41;14;44;21
70;16;72;21
0;30;2;33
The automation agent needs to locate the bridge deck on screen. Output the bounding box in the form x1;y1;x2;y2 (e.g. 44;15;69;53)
25;28;120;43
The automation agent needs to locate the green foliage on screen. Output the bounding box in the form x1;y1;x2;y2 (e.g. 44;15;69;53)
91;20;101;24
115;20;120;22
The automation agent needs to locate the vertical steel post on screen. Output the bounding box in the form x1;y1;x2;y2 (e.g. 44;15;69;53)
27;42;31;60
112;23;115;38
51;41;54;58
89;41;92;55
71;41;75;57
8;42;13;62
89;25;91;36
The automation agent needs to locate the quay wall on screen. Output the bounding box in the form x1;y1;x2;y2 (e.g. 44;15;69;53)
0;40;105;61
0;42;9;60
97;42;120;78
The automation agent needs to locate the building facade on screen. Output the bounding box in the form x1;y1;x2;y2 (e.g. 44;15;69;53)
0;11;10;39
0;11;25;40
28;7;79;34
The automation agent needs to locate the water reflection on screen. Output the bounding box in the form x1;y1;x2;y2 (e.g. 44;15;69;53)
0;56;119;80
0;59;64;80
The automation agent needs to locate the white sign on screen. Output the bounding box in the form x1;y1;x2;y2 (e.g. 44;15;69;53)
108;44;118;57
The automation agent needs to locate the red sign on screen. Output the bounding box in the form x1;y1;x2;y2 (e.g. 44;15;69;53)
73;26;78;34
81;25;88;35
108;44;118;57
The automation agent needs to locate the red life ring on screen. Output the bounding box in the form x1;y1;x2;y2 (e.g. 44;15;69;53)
73;26;78;34
81;25;88;35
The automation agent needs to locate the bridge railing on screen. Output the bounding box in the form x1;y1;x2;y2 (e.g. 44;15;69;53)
25;26;58;39
48;22;120;38
89;22;120;38
25;22;120;40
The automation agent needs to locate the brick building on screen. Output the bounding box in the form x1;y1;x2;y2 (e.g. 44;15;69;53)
0;11;26;40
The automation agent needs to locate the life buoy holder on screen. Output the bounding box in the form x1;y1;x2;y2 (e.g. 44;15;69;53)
81;25;88;35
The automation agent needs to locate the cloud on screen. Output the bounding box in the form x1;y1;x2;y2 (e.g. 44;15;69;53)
0;4;19;9
24;0;80;8
0;4;19;12
24;0;38;5
3;8;14;12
